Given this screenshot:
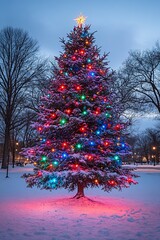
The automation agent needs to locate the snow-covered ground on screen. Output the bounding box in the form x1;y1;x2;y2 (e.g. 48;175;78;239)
0;165;160;240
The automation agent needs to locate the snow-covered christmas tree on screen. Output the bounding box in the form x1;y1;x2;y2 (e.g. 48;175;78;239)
23;15;138;198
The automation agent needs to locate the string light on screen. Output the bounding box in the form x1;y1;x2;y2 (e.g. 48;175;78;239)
87;154;93;160
87;64;92;70
62;152;68;158
80;94;86;100
64;72;68;76
114;155;119;161
127;178;133;183
82;110;88;115
114;124;121;131
104;141;109;147
96;130;101;135
88;71;95;77
59;85;67;91
90;141;95;146
79;126;87;132
79;49;85;55
105;112;111;118
60;118;67;125
52;178;57;183
87;58;91;63
85;40;90;45
75;85;81;91
76;143;82;149
62;142;68;148
51;113;57;119
53;161;59;166
95;179;99;184
108;180;116;186
72;55;76;61
65;109;72;114
41;156;47;161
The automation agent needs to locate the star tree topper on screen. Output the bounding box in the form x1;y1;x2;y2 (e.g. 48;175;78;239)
74;14;87;27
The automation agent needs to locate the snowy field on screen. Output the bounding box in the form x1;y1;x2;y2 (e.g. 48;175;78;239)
0;165;160;240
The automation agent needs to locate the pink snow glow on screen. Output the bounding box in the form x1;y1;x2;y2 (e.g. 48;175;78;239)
0;165;160;240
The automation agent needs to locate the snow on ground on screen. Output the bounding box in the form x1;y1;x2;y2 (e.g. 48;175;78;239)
0;165;160;240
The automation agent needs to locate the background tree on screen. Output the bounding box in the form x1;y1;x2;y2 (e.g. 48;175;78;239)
116;42;160;114
0;26;48;169
130;126;160;165
22;17;138;199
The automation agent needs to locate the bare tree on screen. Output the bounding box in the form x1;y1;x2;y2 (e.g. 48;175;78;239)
0;27;47;168
117;42;160;114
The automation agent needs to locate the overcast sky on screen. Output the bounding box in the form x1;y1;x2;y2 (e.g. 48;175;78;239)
0;0;160;70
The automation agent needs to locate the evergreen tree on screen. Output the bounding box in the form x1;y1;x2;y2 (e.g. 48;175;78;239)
23;16;138;198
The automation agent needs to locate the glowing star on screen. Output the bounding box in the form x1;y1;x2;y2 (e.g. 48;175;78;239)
74;14;87;27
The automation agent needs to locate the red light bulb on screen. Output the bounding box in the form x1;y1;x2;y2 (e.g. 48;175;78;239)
51;113;57;119
88;155;93;160
109;180;115;185
114;124;121;131
75;85;81;91
62;142;68;148
72;56;76;61
59;85;66;91
79;49;85;55
128;178;133;183
104;141;109;147
87;64;92;70
65;109;72;114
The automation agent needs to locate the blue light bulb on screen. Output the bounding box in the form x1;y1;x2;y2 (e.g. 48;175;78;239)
62;152;67;158
96;130;100;135
88;71;95;77
87;59;91;63
52;178;57;183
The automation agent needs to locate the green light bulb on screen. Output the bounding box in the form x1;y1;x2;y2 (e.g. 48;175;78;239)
114;155;119;161
80;95;86;100
82;110;87;115
105;112;111;118
60;118;67;125
76;143;82;149
42;156;47;161
53;161;58;166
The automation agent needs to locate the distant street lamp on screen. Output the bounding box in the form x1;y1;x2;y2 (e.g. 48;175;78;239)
152;146;156;166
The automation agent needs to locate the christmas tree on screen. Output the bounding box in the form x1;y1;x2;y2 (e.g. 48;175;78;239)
23;15;138;198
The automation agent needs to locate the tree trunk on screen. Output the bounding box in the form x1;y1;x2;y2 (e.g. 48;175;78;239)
73;183;85;199
10;132;15;168
1;126;10;169
12;142;15;168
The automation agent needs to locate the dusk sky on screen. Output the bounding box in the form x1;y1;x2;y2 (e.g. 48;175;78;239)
0;0;160;69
